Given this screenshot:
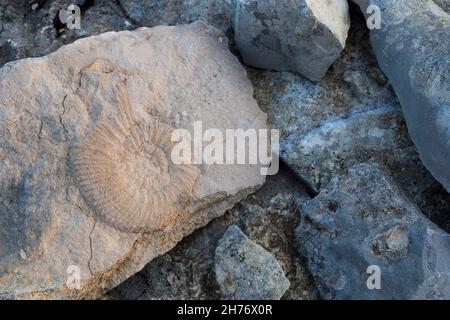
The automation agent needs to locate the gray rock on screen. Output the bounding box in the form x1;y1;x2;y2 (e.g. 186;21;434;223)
297;163;450;300
247;11;429;198
215;225;290;300
281;101;422;193
0;0;232;68
117;0;232;32
353;0;450;192
417;180;450;233
230;0;350;81
0;0;134;67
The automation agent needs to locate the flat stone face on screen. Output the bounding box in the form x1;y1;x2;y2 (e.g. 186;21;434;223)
230;0;350;81
0;22;266;299
353;0;450;192
297;163;450;300
1;0;449;302
215;225;290;300
304;0;350;45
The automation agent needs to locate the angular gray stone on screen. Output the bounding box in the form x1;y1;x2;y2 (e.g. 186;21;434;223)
231;0;350;81
297;163;450;300
215;225;290;300
353;0;450;192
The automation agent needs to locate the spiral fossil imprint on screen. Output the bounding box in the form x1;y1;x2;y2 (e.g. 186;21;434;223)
71;84;200;233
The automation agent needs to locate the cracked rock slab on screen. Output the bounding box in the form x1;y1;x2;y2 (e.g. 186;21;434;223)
231;0;350;81
434;0;450;12
353;0;450;192
215;225;290;300
0;22;266;299
247;10;430;199
297;163;450;300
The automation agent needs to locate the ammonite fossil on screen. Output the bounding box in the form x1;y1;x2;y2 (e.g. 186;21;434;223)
71;84;200;233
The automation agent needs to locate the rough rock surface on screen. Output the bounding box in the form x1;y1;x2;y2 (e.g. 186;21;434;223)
109;5;450;300
434;0;450;12
230;0;350;81
0;0;232;67
297;163;450;300
248;9;428;198
109;165;318;300
0;22;266;299
353;0;450;192
215;225;290;300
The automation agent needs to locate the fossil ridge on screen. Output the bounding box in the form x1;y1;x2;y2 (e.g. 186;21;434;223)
71;84;200;233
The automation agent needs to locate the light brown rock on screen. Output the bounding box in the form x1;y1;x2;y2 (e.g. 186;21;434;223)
0;21;266;299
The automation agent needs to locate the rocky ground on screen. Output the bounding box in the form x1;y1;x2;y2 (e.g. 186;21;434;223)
109;164;319;300
1;0;449;300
